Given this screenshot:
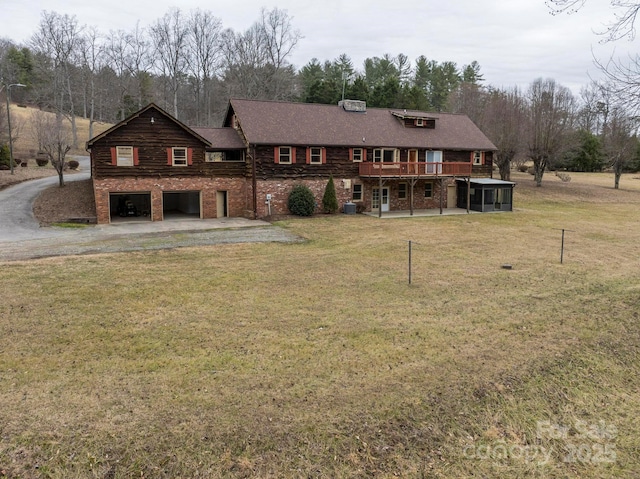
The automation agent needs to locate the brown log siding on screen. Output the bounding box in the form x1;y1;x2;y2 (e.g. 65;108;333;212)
91;109;247;179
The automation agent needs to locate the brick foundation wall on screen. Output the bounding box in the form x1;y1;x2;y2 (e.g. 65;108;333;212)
358;178;457;212
93;177;249;224
255;178;358;218
93;176;461;223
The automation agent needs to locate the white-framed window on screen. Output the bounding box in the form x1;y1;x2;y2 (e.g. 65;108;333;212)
415;118;424;127
398;183;407;199
373;148;398;163
425;182;433;198
172;147;188;166
309;146;323;164
351;148;364;162
116;146;133;166
278;146;292;164
473;151;483;165
353;184;363;201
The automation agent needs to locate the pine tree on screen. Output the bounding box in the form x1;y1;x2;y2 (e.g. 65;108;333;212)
322;175;339;214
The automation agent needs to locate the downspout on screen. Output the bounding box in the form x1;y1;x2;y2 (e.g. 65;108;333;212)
252;145;258;219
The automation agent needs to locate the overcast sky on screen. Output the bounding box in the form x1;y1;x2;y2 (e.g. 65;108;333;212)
3;0;637;94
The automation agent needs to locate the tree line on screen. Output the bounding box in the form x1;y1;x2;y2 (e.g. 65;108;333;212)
1;6;639;187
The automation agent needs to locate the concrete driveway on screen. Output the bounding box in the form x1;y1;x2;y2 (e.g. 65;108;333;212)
0;157;301;260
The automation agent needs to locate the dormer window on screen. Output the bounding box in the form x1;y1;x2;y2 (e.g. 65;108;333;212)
415;119;424;127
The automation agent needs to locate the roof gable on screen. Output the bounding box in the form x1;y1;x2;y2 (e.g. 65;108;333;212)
86;103;211;148
228;99;497;151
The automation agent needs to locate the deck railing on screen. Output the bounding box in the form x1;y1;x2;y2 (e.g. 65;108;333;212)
359;161;472;178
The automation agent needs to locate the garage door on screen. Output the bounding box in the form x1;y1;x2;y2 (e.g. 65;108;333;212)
109;193;151;222
162;191;201;219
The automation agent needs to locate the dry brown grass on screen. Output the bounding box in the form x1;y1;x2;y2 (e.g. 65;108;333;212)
1;172;639;477
9;103;112;158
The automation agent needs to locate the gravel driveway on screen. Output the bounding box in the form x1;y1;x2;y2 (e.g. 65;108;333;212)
0;224;302;262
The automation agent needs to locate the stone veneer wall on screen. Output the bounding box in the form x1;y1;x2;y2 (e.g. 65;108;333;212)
93;177;249;224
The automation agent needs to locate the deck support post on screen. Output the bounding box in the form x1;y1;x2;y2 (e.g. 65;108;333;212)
410;178;416;216
466;177;471;213
378;171;383;218
439;177;444;214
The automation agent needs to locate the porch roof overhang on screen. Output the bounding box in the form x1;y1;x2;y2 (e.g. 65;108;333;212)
458;178;516;187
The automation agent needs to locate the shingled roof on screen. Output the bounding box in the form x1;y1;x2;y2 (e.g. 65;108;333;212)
226;99;497;151
191;127;246;150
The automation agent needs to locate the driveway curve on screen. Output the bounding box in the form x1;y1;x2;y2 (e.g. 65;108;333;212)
0;157;302;261
0;157;90;243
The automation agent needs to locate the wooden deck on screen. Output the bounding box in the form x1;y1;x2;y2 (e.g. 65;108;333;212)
359;161;472;178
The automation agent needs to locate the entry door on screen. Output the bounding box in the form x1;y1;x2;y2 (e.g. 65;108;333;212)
216;191;228;217
447;185;457;208
408;149;418;174
372;187;389;212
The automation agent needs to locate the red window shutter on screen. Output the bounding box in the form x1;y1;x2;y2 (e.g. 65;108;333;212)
110;147;117;166
167;148;172;165
481;152;485;164
306;147;311;164
363;149;367;162
274;146;279;164
133;148;139;166
322;148;327;164
349;148;353;161
470;151;474;163
291;147;296;164
187;148;193;165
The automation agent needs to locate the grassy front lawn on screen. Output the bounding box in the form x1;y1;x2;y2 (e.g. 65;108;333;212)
1;172;639;477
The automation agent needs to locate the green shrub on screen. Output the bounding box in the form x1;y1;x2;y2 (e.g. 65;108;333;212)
288;184;316;216
322;175;339;214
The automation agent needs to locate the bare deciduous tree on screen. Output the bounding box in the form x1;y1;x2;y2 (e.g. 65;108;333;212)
221;7;300;101
32;110;71;187
485;88;527;181
547;0;640;41
603;106;638;188
77;27;104;140
150;8;189;118
449;84;526;181
187;9;223;125
527;78;576;186
30;11;83;147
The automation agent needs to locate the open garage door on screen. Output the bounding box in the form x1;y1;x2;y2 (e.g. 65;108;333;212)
109;193;152;222
163;191;201;219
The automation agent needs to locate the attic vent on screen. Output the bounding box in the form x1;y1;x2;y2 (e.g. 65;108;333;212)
338;99;366;112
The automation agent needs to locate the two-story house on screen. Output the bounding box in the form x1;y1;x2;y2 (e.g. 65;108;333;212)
87;99;511;224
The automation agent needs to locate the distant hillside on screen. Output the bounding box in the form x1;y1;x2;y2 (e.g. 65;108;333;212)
9;104;113;158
